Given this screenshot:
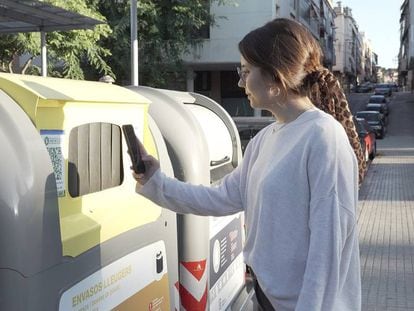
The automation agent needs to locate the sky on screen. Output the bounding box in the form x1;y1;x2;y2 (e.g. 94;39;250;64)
340;0;401;69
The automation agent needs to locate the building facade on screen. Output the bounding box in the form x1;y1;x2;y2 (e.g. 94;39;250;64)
398;0;414;89
183;0;337;117
332;2;378;93
332;3;361;92
360;32;377;83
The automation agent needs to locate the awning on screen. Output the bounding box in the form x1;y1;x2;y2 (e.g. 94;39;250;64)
0;0;103;33
0;0;105;76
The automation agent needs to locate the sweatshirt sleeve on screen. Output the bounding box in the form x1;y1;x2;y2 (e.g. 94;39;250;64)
295;121;360;310
136;165;244;216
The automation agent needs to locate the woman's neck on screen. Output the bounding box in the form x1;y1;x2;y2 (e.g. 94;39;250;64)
271;95;314;123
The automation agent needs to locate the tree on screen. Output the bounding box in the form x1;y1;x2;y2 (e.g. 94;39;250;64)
0;0;113;79
0;0;234;84
93;0;233;87
0;33;39;74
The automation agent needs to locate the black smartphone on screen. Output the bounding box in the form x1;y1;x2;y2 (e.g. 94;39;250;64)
122;124;146;174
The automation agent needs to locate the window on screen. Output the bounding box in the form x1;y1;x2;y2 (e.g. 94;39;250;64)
194;71;211;91
300;0;311;23
192;22;210;39
68;123;123;197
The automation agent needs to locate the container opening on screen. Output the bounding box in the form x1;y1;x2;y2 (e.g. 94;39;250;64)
68;122;124;197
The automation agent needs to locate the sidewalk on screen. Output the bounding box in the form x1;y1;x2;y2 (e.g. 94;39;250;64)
358;92;414;310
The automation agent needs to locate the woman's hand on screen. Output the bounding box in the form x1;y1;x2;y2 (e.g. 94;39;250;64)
131;140;160;185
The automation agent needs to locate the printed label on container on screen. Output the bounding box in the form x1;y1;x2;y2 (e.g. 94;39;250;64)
209;216;244;310
40;130;65;197
59;240;170;311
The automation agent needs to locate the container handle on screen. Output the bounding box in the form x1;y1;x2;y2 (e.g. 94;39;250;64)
210;156;230;167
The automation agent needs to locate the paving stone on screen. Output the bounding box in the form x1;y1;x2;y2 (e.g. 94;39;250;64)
358;92;414;310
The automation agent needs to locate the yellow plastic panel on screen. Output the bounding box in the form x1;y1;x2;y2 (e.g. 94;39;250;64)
0;73;41;121
52;102;161;256
0;73;163;257
1;73;150;104
60;183;163;257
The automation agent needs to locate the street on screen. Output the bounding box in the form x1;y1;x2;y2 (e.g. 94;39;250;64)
348;91;414;310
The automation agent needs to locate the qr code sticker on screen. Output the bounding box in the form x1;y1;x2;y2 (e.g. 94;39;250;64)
41;130;65;197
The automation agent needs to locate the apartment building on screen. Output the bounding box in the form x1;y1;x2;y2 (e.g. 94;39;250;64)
332;2;378;93
332;3;361;92
183;0;337;117
399;0;414;89
360;32;377;83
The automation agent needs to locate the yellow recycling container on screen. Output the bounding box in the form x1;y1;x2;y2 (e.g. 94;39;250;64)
0;73;178;310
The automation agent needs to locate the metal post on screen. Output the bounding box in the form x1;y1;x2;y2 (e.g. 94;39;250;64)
186;68;194;92
131;0;138;86
41;31;47;77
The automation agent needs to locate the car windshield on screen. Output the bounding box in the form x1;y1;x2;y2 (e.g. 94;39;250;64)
369;96;385;103
366;106;381;112
356;112;380;122
376;84;389;88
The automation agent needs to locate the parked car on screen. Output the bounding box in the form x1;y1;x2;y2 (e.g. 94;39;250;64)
368;95;388;105
388;82;399;92
355;111;386;138
365;102;389;119
354;117;376;162
374;83;392;96
368;95;390;116
233;116;275;153
354;83;373;93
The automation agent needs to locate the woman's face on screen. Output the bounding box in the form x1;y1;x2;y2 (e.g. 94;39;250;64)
238;56;276;111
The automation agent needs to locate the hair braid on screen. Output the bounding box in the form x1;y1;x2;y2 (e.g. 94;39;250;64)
238;18;366;185
304;68;367;185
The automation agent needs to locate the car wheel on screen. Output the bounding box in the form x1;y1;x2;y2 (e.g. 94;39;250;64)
369;142;376;160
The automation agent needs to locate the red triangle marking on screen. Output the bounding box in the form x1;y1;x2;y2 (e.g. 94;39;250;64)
181;260;207;281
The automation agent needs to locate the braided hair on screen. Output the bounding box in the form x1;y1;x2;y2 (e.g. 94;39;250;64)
302;68;367;184
239;18;366;184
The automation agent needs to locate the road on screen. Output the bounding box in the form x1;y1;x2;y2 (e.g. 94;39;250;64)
351;91;414;310
347;92;372;114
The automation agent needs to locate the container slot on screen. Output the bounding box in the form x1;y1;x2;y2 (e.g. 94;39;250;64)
68;122;123;197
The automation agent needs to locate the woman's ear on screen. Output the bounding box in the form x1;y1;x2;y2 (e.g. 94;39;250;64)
269;86;281;97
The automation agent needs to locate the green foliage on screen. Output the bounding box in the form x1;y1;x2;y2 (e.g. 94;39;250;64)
96;0;233;87
0;33;38;72
0;0;113;79
44;0;114;79
0;0;234;85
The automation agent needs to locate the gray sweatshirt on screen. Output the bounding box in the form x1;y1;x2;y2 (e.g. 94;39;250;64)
138;108;361;310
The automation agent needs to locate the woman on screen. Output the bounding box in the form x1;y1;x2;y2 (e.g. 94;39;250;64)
134;18;362;311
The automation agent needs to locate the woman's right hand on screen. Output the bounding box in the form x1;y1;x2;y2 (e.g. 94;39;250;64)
131;140;160;185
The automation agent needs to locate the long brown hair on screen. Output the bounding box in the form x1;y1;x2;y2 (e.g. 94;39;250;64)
238;18;366;184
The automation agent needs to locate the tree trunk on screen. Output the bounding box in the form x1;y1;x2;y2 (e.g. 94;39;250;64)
8;60;14;73
21;56;35;74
